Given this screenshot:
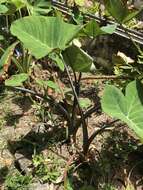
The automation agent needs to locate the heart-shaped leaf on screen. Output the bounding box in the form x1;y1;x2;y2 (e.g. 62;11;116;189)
101;80;143;142
10;16;81;59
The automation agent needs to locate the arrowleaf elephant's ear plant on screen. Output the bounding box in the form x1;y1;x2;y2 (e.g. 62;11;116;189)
9;15;119;158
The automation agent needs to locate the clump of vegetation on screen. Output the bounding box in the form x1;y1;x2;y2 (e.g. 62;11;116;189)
5;172;32;190
32;153;63;183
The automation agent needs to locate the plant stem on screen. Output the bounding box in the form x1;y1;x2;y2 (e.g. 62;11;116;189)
73;105;100;139
63;62;89;155
71;72;81;140
86;119;119;152
84;105;100;119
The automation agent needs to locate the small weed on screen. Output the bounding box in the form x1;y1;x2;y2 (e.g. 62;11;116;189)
32;153;62;183
5;172;32;190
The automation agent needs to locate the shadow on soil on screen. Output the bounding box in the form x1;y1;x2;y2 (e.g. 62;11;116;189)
67;129;143;190
5;123;143;189
4;95;32;126
0;166;9;185
7;123;66;159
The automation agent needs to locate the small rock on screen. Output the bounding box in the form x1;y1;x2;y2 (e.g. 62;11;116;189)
29;182;54;190
14;153;32;175
0;149;14;168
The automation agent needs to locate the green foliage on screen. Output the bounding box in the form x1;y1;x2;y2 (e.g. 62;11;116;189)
5;172;32;190
10;0;26;10
79;97;91;108
101;24;117;34
31;0;52;15
102;184;116;190
103;0;139;23
5;73;28;86
62;44;95;72
0;0;142;176
74;0;85;7
10;16;81;59
101;80;143;142
0;0;51;17
49;53;64;71
32;154;61;183
0;0;27;15
84;20;117;37
0;42;18;73
36;79;60;92
0;4;8;13
64;178;74;190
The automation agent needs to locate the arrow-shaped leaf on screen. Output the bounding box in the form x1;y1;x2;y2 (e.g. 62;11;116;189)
101;80;143;142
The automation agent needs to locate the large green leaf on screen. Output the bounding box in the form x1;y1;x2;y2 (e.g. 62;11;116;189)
10;16;81;59
101;80;143;142
62;44;95;72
